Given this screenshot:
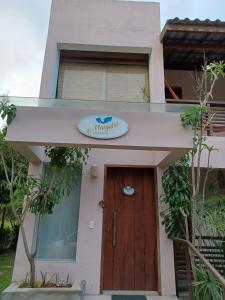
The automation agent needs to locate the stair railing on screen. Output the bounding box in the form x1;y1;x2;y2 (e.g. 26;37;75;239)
175;238;225;300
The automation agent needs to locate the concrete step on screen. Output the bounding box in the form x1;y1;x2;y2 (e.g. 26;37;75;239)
85;296;178;300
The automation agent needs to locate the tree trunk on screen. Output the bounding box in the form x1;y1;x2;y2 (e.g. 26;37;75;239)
20;223;36;286
30;256;36;287
0;206;7;231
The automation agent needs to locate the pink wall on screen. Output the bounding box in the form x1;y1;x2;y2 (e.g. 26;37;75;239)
39;0;165;103
10;0;185;297
7;107;192;153
165;69;225;101
12;149;176;296
196;137;225;169
10;1;225;297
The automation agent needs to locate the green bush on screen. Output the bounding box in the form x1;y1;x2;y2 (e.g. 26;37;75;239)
161;155;191;239
193;265;223;300
0;225;18;252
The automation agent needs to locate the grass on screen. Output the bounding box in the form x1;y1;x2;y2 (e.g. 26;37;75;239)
0;250;15;294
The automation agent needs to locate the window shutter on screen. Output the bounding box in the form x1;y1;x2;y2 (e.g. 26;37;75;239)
57;63;105;101
57;62;149;102
106;65;149;102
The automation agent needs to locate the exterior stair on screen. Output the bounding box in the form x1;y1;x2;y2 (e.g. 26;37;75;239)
174;241;192;300
85;297;178;300
174;237;225;300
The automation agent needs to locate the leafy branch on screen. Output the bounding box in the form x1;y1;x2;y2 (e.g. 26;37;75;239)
0;96;90;286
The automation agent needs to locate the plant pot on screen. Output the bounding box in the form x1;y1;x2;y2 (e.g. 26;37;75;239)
1;282;83;300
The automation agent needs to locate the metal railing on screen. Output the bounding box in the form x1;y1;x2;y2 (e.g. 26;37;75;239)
167;99;225;136
175;238;225;300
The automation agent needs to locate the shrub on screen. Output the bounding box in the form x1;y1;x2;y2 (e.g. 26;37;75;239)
0;225;18;252
193;265;223;300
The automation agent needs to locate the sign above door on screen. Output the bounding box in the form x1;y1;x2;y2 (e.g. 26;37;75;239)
77;115;128;139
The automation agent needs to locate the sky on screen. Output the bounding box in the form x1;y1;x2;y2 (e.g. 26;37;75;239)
0;0;225;98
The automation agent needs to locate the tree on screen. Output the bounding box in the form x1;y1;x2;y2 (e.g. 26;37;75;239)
161;61;225;279
180;61;225;246
0;131;28;250
0;98;28;250
0;97;89;286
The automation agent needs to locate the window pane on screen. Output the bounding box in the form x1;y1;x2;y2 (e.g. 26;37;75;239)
35;167;81;260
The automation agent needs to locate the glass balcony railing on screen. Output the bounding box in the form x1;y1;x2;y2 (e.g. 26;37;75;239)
0;96;196;114
2;96;225;137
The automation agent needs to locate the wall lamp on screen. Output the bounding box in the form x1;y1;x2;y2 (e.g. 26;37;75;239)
90;164;98;178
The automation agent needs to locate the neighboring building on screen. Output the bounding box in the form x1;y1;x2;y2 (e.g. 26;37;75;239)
5;1;225;299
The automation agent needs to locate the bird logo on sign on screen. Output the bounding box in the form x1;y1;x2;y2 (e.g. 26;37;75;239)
96;116;112;124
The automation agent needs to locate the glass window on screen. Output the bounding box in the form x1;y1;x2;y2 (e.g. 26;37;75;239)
33;166;81;260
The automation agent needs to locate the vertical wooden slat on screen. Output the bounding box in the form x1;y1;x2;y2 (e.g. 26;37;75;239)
143;168;157;290
102;167;157;291
134;168;145;290
102;168;116;290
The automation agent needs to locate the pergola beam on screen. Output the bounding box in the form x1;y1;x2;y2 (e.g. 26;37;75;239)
163;43;225;52
161;24;225;42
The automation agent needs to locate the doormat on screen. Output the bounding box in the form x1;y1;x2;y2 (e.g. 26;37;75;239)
112;296;146;300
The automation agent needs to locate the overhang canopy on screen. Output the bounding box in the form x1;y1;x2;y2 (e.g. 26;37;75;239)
161;18;225;70
4;97;193;167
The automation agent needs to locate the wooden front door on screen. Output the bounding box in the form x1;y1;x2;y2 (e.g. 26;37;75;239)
102;167;157;291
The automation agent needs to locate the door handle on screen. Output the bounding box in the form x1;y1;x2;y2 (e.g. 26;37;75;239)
113;211;117;247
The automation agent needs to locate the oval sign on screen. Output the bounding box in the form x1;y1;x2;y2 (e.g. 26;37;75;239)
77;115;128;139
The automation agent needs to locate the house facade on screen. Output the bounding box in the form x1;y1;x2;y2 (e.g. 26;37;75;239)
5;0;225;299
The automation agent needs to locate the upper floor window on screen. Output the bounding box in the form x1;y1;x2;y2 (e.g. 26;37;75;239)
57;51;149;102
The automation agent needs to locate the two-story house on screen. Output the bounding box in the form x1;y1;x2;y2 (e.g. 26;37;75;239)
5;1;225;299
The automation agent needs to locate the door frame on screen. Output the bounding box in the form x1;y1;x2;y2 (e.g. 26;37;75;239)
100;164;160;293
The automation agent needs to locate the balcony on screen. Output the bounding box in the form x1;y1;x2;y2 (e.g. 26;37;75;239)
167;99;225;137
3;96;225;136
3;96;225;137
162;17;225;139
2;96;195;113
1;96;194;167
3;96;225;168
